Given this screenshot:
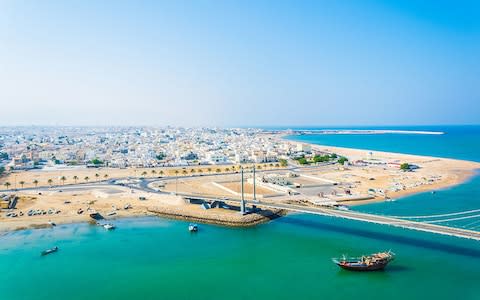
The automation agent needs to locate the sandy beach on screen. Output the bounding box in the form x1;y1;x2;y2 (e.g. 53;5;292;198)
1;135;480;232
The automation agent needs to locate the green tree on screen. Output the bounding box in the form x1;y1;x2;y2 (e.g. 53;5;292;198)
91;158;103;165
400;163;410;171
279;159;288;167
338;157;348;165
297;158;308;165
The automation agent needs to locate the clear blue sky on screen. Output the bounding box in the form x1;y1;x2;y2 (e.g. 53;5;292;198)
0;0;479;127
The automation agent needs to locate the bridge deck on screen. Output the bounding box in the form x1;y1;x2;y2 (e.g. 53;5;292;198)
250;201;480;241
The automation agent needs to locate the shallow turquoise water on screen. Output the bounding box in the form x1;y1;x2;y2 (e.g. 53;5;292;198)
1;126;480;300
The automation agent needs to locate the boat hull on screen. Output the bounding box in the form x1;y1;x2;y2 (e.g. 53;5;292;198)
336;261;388;271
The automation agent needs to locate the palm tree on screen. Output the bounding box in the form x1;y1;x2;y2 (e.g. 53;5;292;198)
159;170;164;176
174;170;179;176
275;163;280;168
215;168;221;173
225;167;230;172
269;163;274;167
84;176;90;183
182;170;188;176
33;179;38;188
207;168;212;173
190;169;196;174
19;181;25;188
104;174;109;179
4;182;11;190
151;170;157;177
73;175;78;184
47;179;53;186
141;171;147;177
257;165;262;170
95;173;100;181
232;166;236;171
60;176;66;185
198;169;203;174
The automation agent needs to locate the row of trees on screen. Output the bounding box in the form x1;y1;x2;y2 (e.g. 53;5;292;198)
2;173;110;190
2;162;287;190
295;153;348;165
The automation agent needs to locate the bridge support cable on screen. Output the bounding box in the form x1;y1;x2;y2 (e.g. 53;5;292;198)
421;214;480;224
386;208;480;219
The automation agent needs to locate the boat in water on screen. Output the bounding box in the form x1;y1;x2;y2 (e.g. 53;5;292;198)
188;223;198;232
103;223;115;230
41;246;59;256
332;251;395;271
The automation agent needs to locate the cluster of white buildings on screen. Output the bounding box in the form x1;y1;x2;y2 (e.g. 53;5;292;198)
0;127;311;170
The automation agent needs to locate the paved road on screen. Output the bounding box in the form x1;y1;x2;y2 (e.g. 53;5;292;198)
4;176;480;241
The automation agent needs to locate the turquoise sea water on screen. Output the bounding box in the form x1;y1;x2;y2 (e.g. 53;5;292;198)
1;126;480;300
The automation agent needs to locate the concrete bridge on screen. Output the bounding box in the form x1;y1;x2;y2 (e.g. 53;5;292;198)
180;194;480;241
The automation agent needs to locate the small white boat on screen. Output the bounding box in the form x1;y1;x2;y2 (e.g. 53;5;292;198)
103;223;116;230
41;246;58;256
48;221;57;226
107;211;117;216
188;223;198;232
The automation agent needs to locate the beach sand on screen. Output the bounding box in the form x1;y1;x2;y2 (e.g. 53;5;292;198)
1;137;480;232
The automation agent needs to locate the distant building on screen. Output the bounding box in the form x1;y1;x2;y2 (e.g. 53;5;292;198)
296;144;312;154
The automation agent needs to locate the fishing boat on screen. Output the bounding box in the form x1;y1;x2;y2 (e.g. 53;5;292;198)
41;246;59;256
188;223;198;232
332;251;395;271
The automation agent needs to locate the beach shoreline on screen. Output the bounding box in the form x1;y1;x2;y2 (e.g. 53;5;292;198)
1;133;480;233
278;133;480;205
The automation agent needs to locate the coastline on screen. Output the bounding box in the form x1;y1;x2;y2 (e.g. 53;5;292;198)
278;133;480;206
1;133;480;233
